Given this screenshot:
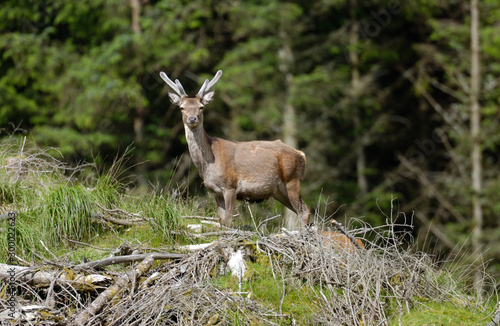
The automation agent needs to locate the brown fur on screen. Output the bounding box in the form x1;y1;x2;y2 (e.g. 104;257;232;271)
322;231;365;253
168;89;310;227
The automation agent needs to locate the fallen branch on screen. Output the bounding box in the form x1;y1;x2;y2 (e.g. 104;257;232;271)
95;202;143;218
181;215;218;221
70;255;155;326
0;263;111;289
75;252;186;270
188;230;254;238
92;213;146;226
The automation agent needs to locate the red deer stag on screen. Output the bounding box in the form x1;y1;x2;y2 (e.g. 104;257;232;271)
159;70;310;227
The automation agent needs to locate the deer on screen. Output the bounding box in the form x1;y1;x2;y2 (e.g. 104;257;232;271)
159;70;310;227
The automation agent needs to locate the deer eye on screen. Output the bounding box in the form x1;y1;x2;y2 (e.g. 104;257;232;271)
180;106;185;111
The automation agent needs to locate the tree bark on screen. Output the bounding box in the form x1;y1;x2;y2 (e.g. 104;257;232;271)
278;29;300;230
350;0;368;197
470;0;483;299
131;0;147;186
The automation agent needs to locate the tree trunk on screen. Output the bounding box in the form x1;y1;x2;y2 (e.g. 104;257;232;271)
350;0;368;197
278;30;300;229
131;0;147;186
470;0;483;300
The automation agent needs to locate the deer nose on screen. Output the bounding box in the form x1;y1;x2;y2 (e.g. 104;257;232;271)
188;117;197;124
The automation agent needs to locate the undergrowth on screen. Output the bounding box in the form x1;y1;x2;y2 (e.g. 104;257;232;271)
0;136;181;262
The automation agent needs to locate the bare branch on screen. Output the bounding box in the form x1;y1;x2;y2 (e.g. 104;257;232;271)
75;252;186;270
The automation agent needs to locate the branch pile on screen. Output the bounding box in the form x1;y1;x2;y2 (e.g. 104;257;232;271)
0;222;496;325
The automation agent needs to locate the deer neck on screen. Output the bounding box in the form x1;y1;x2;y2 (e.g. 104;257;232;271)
184;125;215;172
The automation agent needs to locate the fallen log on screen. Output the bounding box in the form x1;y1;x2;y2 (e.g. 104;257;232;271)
0;263;111;290
70;255;155;326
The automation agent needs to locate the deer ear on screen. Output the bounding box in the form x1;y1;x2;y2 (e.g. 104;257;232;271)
168;91;182;106
201;90;214;105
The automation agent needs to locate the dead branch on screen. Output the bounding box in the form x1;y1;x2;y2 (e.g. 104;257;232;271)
92;213;146;226
182;215;218;221
75;252;186;270
187;230;254;238
70;255;155;326
96;202;143;218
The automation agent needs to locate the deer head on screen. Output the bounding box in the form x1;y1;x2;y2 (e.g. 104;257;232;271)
159;70;223;129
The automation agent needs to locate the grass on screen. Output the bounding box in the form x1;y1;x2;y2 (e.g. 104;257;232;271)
392;301;494;325
212;257;324;324
0;138;181;262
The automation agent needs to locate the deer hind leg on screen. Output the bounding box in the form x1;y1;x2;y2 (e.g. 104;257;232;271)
215;189;236;227
275;180;310;227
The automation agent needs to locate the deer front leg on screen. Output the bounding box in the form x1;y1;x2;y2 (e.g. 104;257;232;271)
215;189;236;226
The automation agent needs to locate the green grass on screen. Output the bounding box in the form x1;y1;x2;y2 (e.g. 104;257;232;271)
212;256;323;325
391;301;493;326
42;184;97;245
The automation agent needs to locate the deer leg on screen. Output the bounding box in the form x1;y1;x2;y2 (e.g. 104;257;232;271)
215;195;227;226
216;189;236;226
284;180;310;227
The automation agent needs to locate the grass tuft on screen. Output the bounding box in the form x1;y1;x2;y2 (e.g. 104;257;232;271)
41;184;99;246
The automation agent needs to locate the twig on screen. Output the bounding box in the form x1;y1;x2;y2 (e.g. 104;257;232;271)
15;255;31;267
63;236;114;251
181;215;218;221
40;240;59;261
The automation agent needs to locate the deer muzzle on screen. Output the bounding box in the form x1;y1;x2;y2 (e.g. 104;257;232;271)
186;116;198;128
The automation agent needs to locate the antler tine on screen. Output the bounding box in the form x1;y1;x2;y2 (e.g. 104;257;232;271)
196;70;223;97
159;71;184;97
175;79;187;96
205;70;223;92
196;79;209;97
